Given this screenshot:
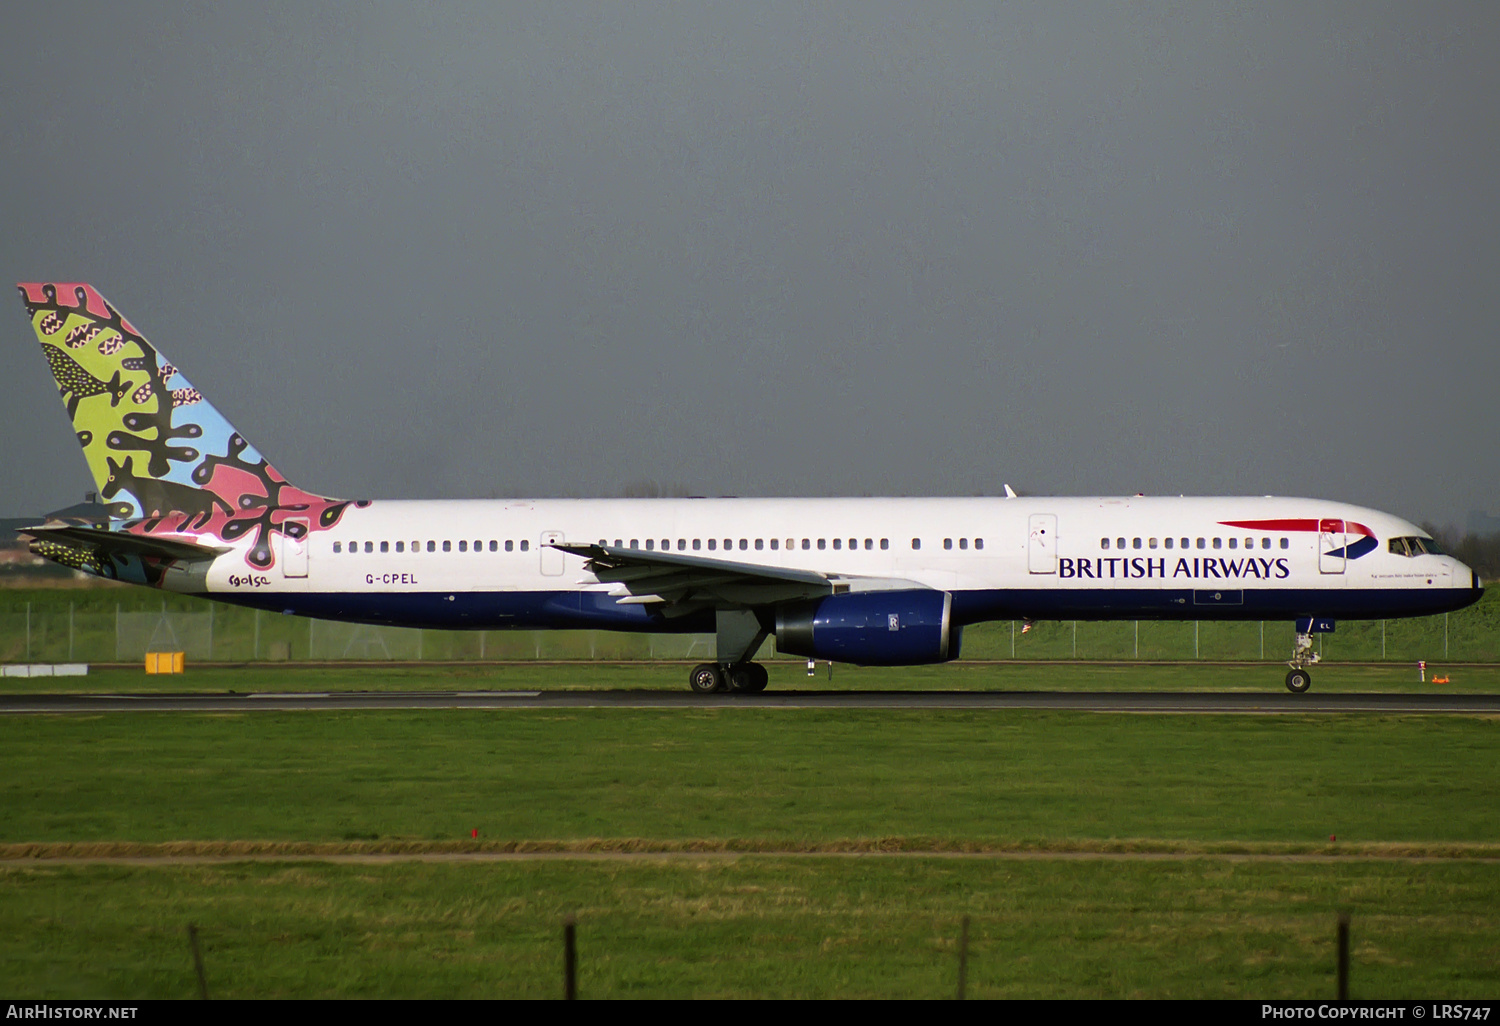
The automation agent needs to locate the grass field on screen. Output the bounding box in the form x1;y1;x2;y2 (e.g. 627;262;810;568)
2;707;1498;997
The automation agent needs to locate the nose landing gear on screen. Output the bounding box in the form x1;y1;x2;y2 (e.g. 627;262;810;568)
1285;628;1322;693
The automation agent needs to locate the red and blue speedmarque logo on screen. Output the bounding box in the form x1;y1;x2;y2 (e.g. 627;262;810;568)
1218;518;1378;560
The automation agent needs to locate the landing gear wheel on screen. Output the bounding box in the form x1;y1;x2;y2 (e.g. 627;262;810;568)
728;663;769;694
689;663;726;694
745;663;769;693
1285;669;1312;694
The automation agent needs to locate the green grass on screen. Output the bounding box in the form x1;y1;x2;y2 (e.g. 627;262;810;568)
1;857;1497;999
3;711;1496;846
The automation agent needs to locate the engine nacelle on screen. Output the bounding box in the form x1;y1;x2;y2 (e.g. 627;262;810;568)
774;590;960;665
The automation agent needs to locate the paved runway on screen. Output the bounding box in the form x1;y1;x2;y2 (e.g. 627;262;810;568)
2;690;1498;713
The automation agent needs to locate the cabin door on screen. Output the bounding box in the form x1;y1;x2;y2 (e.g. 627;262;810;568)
540;531;565;576
1028;514;1057;574
1318;518;1347;575
281;518;309;579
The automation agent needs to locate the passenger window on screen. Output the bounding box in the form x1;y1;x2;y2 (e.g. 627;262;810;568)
1148;538;1157;549
678;539;686;551
1117;538;1126;550
427;541;436;552
739;539;748;550
724;539;731;550
708;539;717;550
381;541;390;553
365;541;374;554
959;538;968;550
944;538;953;550
833;538;842;550
770;539;778;550
396;542;404;553
1213;538;1222;549
520;540;529;551
1227;538;1236;550
693;539;701;550
849;539;857;550
912;538;921;550
459;540;468;552
1261;538;1270;549
1196;538;1205;549
506;540;514;552
1164;538;1173;549
441;541;450;552
881;539;889;550
974;538;983;550
333;542;342;553
818;539;826;550
1101;538;1111;550
802;539;811;550
645;539;654;551
1132;538;1142;549
755;539;764;550
1181;538;1190;549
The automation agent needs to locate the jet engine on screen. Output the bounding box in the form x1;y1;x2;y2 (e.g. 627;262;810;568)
774;590;960;665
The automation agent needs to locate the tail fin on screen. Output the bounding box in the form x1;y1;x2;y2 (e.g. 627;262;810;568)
17;282;362;569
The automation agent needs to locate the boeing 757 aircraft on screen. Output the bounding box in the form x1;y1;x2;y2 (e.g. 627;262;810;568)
13;282;1484;693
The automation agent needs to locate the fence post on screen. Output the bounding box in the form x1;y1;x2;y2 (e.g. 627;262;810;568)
188;923;209;1000
1337;913;1350;1000
563;914;577;1000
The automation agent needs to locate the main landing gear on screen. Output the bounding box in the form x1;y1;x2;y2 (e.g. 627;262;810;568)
689;609;772;694
1285;629;1321;693
688;662;769;694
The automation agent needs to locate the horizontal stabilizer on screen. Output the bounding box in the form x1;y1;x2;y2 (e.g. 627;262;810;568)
21;523;229;562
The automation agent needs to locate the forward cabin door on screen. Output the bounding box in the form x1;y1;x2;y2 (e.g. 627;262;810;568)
1028;514;1058;574
281;517;309;579
1318;518;1347;575
540;531;565;576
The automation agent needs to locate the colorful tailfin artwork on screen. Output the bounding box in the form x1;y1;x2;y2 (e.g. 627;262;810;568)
17;282;364;572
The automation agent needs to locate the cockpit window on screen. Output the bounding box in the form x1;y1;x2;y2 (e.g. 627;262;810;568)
1389;536;1445;557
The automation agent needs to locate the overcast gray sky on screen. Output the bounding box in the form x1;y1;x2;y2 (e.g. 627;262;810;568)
3;3;1497;530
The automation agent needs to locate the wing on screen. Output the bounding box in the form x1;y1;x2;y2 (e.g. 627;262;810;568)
550;542;929;615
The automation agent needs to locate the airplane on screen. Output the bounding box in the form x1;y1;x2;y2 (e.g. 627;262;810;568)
13;281;1485;694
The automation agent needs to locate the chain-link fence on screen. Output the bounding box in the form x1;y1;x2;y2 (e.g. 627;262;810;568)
1;591;1495;664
